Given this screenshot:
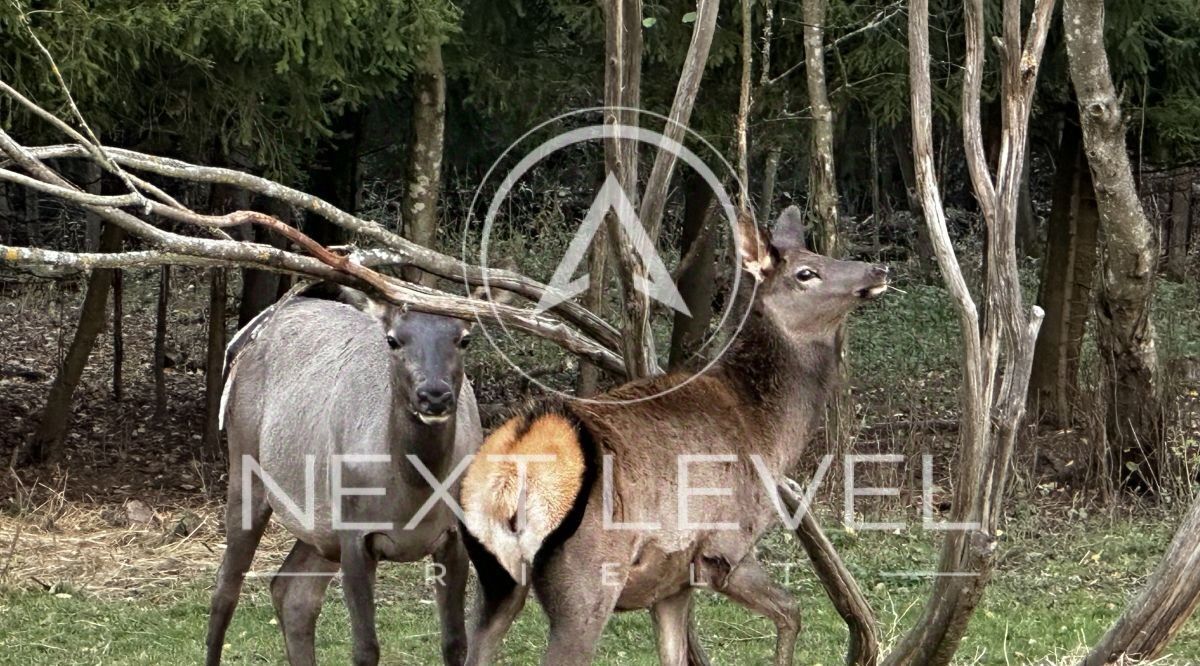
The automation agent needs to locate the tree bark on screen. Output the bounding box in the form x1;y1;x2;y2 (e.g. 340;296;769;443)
1064;0;1164;487
1081;493;1200;665
27;221;124;463
802;0;840;256
203;268;227;454
402;41;446;287
1166;171;1191;282
1029;120;1099;424
760;145;781;224
154;265;170;420
669;170;716;370
236;198;289;328
111;264;123;401
892;126;937;272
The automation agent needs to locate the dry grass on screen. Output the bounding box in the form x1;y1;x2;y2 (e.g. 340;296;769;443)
0;477;292;600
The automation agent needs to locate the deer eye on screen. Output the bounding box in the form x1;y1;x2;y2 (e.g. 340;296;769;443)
386;334;402;350
458;334;473;349
794;268;820;282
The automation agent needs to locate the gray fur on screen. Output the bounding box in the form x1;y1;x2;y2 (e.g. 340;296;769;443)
206;295;480;666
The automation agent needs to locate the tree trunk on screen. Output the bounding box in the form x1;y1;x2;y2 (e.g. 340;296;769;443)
1166;171;1191;282
760;145;781;224
402;41;446;287
236;198;290;328
154;265;170;420
669;170;716;370
26;221;125;463
203;268;227;454
892;126;937;272
1016;137;1039;257
304;108;363;246
111;266;124;401
1081;493;1200;664
1064;0;1164;487
803;0;840;256
1030;120;1099;424
82;160;102;251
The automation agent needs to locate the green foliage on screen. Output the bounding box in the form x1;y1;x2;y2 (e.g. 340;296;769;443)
0;0;459;177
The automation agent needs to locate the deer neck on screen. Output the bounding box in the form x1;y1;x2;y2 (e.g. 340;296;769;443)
721;310;839;470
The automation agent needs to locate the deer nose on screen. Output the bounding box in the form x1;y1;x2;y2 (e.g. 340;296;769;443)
417;384;455;415
871;265;889;279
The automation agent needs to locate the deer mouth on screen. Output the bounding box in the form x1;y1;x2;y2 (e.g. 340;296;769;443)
415;412;452;425
857;283;888;299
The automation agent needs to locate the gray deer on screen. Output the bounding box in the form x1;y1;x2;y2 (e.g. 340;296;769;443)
458;207;888;665
205;282;482;666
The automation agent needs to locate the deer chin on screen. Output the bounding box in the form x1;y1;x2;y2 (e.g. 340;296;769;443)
858;283;888;299
414;412;452;425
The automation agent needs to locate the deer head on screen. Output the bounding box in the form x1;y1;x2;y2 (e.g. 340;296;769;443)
736;205;888;338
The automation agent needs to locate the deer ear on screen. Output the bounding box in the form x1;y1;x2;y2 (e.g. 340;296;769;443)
735;211;774;282
334;286;393;321
771;205;808;252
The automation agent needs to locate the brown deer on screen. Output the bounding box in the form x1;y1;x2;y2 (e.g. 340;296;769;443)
458;206;887;665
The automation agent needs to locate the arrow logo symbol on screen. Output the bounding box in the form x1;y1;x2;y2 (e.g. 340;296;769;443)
534;172;692;317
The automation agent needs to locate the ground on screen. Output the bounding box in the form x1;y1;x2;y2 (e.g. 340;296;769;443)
1;259;1198;665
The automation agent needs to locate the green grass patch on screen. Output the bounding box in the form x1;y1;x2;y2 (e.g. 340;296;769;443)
3;509;1197;665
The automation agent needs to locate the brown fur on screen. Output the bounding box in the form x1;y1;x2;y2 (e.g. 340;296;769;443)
462;206;889;666
460;412;586;579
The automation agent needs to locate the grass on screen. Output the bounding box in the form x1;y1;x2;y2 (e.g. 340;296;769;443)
2;506;1198;665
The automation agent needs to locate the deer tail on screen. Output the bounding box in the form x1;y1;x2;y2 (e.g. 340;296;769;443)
460;410;589;581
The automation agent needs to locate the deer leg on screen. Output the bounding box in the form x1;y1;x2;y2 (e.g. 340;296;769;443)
340;536;381;666
652;589;694;666
432;531;469;665
537;563;626;666
270;540;338;666
709;559;801;666
464;574;528;665
205;474;271;666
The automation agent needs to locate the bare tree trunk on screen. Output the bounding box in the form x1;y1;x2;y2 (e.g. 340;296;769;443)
760;145;781;224
1016;137;1039;257
1030;120;1099;424
1064;0;1164;487
669;170;716;369
27;221;124;463
82;160;101;251
883;0;1050;663
1082;492;1200;664
236;198;289;328
892;126;937;272
203;268;227;454
1166;171;1191;282
802;0;840;256
111;265;123;401
153;265;169;420
402;41;446;287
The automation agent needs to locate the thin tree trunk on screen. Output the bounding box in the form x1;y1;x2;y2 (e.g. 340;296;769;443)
111;265;123;401
669;171;716;369
760;145;781;224
402;41;446;287
82;160;101;251
1064;0;1164;487
1016;137;1039;257
236;199;289;328
576;223;609;397
802;0;840;256
27;221;124;463
203;268;227;454
304;108;362;246
892;126;937;272
1081;492;1200;664
870;122;883;252
154;265;170;420
1030;120;1099;424
1166;171;1191;282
